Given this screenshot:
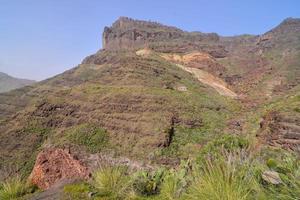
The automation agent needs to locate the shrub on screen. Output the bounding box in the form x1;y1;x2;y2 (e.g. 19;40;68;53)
0;177;27;200
92;166;130;199
132;169;165;196
196;134;249;164
159;160;191;200
67;124;109;153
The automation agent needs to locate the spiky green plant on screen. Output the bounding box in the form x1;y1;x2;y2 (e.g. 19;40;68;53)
159;160;191;200
132;168;165;197
92;166;130;199
185;151;260;200
0;177;27;200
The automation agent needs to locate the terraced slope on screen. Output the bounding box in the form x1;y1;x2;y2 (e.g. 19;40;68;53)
0;17;300;187
0;50;239;180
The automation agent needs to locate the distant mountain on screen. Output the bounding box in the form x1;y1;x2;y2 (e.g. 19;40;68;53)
0;72;35;93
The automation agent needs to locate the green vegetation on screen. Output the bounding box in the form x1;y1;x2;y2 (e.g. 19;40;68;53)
1;134;299;200
58;135;300;200
132;169;164;196
63;182;91;200
196;134;249;164
1;19;300;200
259;148;300;200
63;124;110;153
186;153;260;200
47;123;110;154
93;166;131;199
59;151;299;200
0;177;37;200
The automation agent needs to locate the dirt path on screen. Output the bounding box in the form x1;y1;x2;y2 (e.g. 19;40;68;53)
175;64;238;98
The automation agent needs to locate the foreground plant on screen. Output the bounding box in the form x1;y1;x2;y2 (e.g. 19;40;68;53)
132;168;165;197
261;151;300;200
185;151;260;200
0;177;27;200
92;166;131;199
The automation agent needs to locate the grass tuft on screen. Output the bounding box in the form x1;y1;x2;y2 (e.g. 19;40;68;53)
92;166;130;199
0;177;27;200
186;151;260;200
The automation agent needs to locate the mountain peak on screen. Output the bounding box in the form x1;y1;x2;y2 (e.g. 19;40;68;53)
102;17;184;49
280;17;300;25
110;16;181;31
268;17;300;34
102;17;220;51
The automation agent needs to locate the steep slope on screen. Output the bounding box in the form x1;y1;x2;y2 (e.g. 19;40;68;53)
0;72;35;93
0;49;239;181
219;18;300;104
0;17;299;189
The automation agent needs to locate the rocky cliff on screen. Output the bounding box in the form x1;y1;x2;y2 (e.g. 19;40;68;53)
102;17;222;56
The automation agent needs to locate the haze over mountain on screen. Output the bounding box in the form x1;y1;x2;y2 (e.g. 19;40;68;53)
0;72;35;93
0;17;299;199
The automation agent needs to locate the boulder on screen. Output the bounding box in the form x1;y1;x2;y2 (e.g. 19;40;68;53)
28;148;89;190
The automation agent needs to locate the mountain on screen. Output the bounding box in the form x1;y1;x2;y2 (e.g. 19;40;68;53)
0;72;35;93
0;17;299;198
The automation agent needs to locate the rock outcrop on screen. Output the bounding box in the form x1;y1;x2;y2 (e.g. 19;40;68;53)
29;148;89;190
102;17;222;56
259;111;300;151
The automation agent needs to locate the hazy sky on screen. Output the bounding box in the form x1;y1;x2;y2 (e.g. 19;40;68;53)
1;0;300;80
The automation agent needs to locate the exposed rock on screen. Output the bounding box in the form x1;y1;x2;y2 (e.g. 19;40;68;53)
259;111;300;151
103;17;184;50
102;17;224;58
161;51;226;76
262;170;282;185
177;86;187;92
29;148;89;190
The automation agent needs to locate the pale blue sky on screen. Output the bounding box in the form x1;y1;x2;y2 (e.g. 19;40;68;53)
1;0;300;80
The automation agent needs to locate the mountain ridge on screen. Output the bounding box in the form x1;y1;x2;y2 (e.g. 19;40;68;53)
0;72;35;93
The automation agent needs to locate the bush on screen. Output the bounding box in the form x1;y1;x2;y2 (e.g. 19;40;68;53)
159;160;191;200
92;166;130;199
132;169;165;196
196;134;249;164
0;177;28;200
67;124;109;153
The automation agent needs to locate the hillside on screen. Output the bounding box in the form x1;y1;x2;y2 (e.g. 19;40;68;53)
0;72;35;93
0;17;299;199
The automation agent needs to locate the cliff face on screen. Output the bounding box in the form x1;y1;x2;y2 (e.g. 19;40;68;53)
102;17;183;49
102;17;220;51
